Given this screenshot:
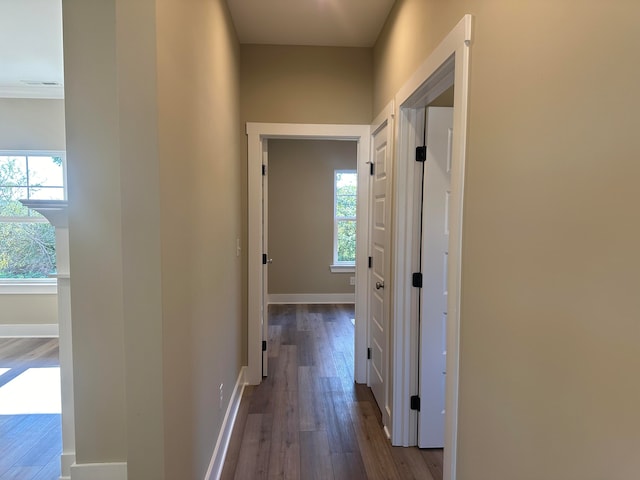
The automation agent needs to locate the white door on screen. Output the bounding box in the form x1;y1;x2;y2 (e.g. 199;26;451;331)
369;118;392;427
262;143;270;376
419;107;453;447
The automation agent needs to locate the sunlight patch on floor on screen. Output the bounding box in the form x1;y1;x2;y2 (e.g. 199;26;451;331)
0;368;9;376
0;367;61;414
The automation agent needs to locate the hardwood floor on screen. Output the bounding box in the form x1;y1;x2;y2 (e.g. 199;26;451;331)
221;304;443;480
0;338;61;480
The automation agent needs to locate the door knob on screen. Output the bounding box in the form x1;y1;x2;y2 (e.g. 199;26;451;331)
375;281;384;290
267;258;273;264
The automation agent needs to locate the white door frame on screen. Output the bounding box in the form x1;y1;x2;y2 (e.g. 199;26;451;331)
391;14;472;480
247;123;371;386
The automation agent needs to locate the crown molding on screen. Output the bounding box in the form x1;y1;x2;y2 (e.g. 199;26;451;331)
0;84;64;99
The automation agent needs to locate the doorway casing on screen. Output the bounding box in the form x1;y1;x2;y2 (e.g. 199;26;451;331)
247;123;371;386
391;14;472;480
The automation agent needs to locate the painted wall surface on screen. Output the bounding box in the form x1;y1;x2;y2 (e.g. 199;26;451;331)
268;139;357;295
63;0;129;467
63;0;241;478
157;0;242;479
0;98;65;151
240;44;372;361
375;1;640;478
0;294;57;325
240;45;372;125
0;99;64;327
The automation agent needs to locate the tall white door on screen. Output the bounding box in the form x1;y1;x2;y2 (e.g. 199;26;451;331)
419;107;453;447
369;118;392;427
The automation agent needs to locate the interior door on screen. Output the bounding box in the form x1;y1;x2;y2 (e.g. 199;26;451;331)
262;142;269;377
419;106;453;447
369;118;392;427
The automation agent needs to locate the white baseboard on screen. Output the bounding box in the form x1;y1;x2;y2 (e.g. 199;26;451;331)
268;293;355;304
70;462;127;480
59;452;76;480
0;323;58;338
205;366;247;480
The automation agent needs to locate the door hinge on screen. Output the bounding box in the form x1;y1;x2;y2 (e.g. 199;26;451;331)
410;395;421;411
412;272;423;288
262;165;267;176
262;340;267;352
415;146;427;162
370;162;375;176
367;347;371;360
368;256;373;269
262;253;268;265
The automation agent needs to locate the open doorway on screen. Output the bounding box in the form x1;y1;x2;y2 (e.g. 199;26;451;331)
263;138;359;386
247;123;371;386
391;15;471;480
265;139;358;306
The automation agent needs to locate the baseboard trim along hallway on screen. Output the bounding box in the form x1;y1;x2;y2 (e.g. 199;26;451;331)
69;462;127;480
0;323;59;338
205;366;247;480
268;293;355;304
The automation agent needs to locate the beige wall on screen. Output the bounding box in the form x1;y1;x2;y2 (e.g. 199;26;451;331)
0;98;64;326
376;1;640;478
62;0;241;478
0;294;57;325
241;45;372;125
0;98;65;151
157;0;242;478
240;45;372;360
268;139;357;295
63;0;128;467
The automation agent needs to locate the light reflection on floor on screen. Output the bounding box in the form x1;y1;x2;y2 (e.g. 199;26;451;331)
0;367;61;415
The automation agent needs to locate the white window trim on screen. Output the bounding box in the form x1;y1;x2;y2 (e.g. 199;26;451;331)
0;278;57;294
333;169;357;270
0;150;66;293
329;264;355;273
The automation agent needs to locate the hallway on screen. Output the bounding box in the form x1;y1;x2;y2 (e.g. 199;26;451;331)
221;304;442;479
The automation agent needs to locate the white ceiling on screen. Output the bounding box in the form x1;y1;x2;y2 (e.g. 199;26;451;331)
0;0;64;99
0;0;394;99
227;0;396;47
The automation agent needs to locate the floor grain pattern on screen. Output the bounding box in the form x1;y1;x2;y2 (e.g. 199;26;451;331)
221;304;443;480
0;339;61;480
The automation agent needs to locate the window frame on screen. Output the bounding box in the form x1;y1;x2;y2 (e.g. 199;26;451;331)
332;169;357;272
0;150;66;293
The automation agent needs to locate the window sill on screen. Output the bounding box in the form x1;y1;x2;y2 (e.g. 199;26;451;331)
330;264;355;273
0;281;58;295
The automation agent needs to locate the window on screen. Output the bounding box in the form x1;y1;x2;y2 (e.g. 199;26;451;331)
333;170;357;269
0;153;66;283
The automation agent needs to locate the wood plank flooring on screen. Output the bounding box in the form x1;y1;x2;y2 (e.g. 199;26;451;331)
0;338;61;480
221;304;443;480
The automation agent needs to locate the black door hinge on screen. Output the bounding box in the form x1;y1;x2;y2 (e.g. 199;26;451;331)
410;395;421;411
416;146;427;162
262;165;267;176
262;340;267;352
262;253;268;265
412;272;423;288
370;162;375;176
368;256;373;269
367;347;371;360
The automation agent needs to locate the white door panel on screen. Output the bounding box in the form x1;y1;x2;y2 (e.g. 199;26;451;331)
419;107;453;448
369;117;392;428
